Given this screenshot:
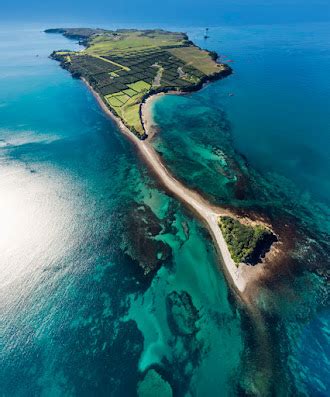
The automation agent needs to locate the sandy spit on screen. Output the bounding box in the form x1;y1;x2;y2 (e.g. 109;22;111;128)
82;78;267;299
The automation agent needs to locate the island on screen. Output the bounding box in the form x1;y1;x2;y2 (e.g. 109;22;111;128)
46;28;276;301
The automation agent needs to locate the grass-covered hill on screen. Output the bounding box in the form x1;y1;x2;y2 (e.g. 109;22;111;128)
46;28;231;138
218;216;276;265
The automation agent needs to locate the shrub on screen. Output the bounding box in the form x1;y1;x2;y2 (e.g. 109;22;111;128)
219;216;272;265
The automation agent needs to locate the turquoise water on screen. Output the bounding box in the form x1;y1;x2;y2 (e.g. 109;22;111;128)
0;28;245;396
0;24;329;396
153;23;330;239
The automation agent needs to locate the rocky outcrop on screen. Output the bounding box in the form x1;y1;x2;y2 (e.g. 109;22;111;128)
123;203;172;276
166;290;200;336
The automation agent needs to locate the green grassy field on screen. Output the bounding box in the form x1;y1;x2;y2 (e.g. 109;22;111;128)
84;30;187;55
168;47;223;75
49;28;229;138
104;80;151;134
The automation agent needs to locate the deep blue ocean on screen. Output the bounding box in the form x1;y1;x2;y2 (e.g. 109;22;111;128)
0;22;329;396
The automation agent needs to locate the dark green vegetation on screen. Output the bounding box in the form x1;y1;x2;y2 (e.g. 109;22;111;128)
218;216;275;265
47;28;231;138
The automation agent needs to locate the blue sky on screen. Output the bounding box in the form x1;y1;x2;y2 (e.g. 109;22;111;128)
1;0;329;26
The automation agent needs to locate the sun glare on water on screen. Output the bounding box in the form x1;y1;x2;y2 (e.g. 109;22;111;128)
0;161;77;292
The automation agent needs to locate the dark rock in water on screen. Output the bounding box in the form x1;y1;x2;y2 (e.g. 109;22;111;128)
166;291;200;336
234;174;250;200
246;231;278;265
162;200;178;236
163;291;205;395
123;203;172;276
181;220;190;241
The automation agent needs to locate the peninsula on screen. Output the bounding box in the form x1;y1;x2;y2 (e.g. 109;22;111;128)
46;28;275;299
46;28;231;139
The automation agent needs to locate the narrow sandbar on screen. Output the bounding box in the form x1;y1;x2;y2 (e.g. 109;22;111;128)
83;77;269;299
